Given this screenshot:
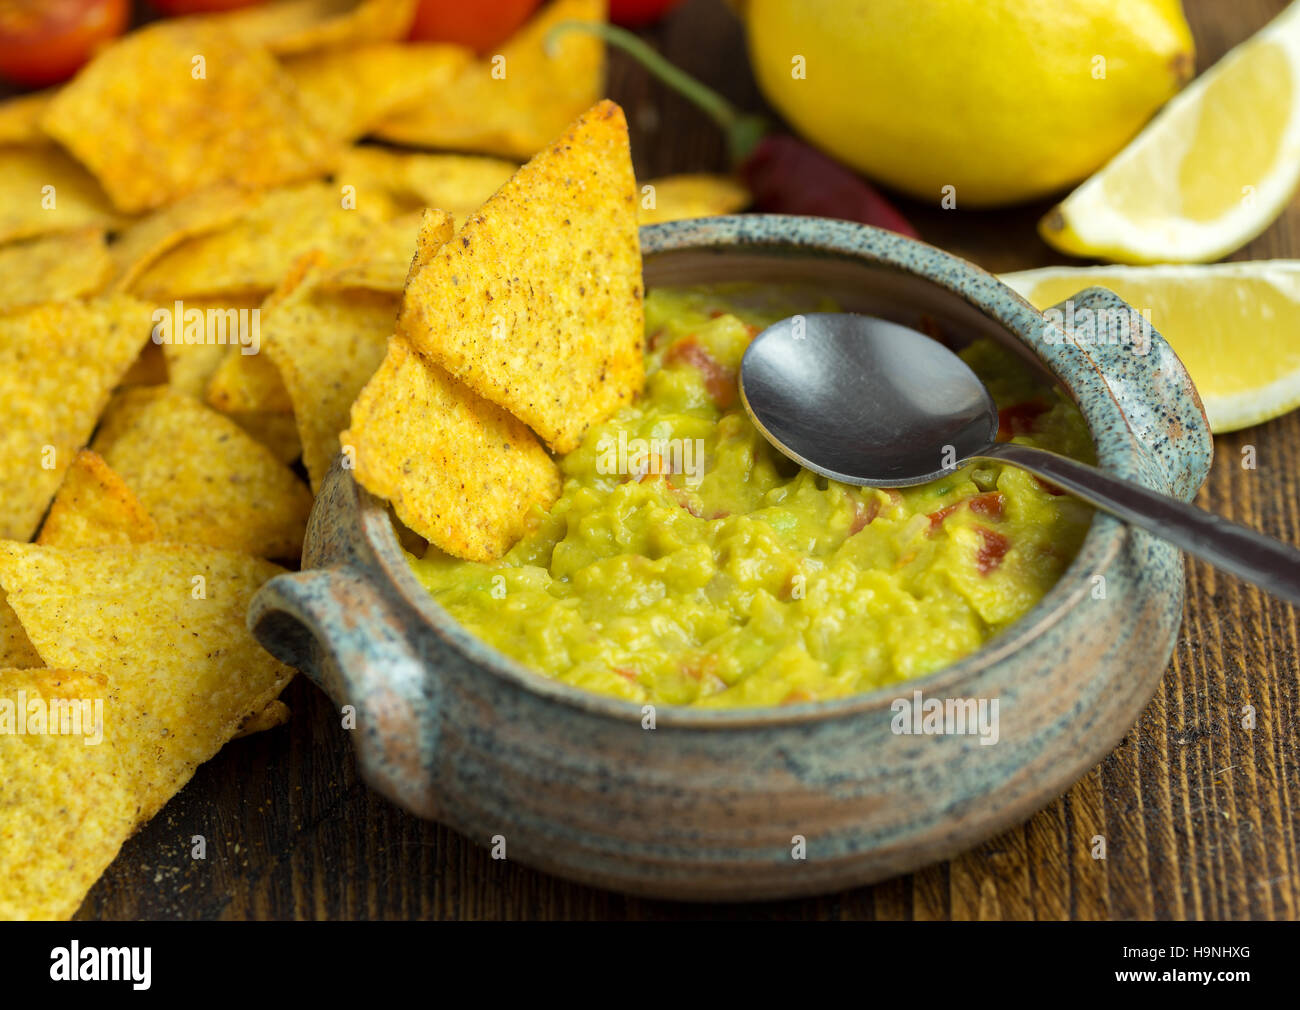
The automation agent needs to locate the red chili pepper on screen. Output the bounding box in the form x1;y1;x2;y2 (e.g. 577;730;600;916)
546;21;918;237
610;0;687;28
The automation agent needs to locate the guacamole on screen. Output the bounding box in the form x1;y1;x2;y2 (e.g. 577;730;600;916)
409;286;1094;707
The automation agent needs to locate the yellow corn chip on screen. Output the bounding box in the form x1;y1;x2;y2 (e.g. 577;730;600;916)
37;450;158;549
92;388;312;559
131;182;390;300
334;146;517;222
259;256;406;491
233;699;291;739
0;144;121;244
0;667;136;921
161;341;228;399
0;90;54;145
109;184;255;294
398;100;643;454
286;43;471;142
0;592;40;669
0;296;151;541
0;229;112;314
217;0;418;56
228;411;303;465
206;347;294;415
321;209;453;294
0;542;295;824
117;341;169;388
343;337;560;561
373;0;605;158
42;22;336;214
637;174;751;225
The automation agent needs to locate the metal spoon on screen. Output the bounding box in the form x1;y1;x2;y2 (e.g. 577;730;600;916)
739;312;1300;604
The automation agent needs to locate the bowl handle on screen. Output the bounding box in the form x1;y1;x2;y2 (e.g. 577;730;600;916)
1044;285;1214;503
248;567;442;820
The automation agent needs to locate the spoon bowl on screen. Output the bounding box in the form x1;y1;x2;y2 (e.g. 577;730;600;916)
739;312;998;486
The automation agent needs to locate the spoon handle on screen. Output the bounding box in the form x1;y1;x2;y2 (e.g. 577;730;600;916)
979;441;1300;605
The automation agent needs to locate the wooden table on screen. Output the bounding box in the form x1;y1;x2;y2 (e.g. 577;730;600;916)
81;0;1300;921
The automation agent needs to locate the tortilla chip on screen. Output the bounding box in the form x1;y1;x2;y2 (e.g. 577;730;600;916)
0;542;295;824
206;346;293;416
637;174;751;225
257;256;405;490
0;144;121;244
161;341;228;398
0;229;112;314
228;411;303;465
0;90;54;145
41;21;336;214
91;388;312;558
334;147;517;222
0;592;40;668
232;699;291;739
343;337;560;561
217;0;418;56
373;0;605;159
398;100;643;454
131;181;391;300
321;209;453;294
0;296;151;541
109;184;255;294
117;341;169;388
37;450;158;550
286;43;471;142
0;667;136;921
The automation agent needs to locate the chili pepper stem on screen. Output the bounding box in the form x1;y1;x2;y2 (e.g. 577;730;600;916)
547;20;769;164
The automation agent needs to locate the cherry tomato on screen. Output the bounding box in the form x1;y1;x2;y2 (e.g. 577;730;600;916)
610;0;686;28
0;0;128;88
149;0;266;13
409;0;541;54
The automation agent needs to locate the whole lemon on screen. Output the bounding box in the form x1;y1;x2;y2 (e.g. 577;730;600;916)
743;0;1195;207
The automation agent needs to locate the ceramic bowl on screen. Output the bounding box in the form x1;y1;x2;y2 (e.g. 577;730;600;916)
249;216;1212;901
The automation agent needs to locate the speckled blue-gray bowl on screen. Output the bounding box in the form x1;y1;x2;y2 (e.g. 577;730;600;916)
249;216;1212;901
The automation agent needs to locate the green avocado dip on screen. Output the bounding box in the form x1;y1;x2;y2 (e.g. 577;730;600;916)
408;286;1095;707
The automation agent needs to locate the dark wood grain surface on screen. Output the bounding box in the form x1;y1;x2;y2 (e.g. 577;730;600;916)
79;0;1300;921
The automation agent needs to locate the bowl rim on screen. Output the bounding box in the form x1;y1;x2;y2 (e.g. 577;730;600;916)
347;214;1148;729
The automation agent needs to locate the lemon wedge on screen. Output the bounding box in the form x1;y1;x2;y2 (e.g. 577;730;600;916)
1040;3;1300;263
1001;261;1300;432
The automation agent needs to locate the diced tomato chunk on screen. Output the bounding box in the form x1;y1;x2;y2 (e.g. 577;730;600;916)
666;337;736;407
850;495;880;534
968;491;1005;519
927;502;961;535
974;526;1010;574
930;492;1005;537
997;401;1049;440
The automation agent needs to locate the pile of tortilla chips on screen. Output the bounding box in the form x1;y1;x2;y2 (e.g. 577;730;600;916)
0;0;744;921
